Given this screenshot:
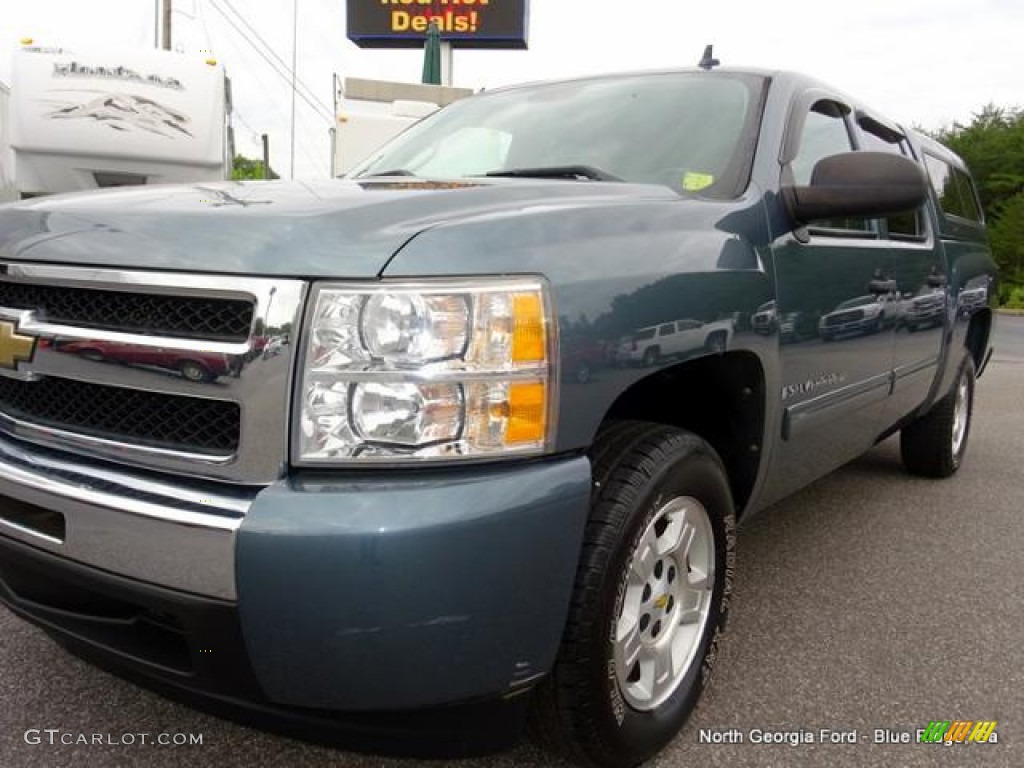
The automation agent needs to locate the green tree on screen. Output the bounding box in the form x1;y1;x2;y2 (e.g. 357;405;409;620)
988;192;1024;284
231;154;279;180
936;105;1024;211
934;106;1024;295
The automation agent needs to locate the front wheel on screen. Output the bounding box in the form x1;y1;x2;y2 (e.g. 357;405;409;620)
901;355;975;477
532;422;736;767
705;332;727;354
179;359;213;383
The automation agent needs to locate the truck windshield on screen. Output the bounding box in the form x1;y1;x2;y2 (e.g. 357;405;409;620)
351;72;766;197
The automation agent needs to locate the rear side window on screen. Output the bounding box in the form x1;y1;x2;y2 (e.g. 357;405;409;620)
924;154;983;223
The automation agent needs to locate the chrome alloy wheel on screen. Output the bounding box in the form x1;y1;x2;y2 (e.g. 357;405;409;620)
952;370;970;457
613;496;715;711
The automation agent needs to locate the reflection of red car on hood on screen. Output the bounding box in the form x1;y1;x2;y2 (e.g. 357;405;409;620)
55;339;231;382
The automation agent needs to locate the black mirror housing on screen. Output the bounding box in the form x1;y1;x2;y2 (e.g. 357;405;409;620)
785;151;929;223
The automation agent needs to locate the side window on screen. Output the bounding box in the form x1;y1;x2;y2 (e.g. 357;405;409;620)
856;121;925;240
924;154;983;223
658;324;674;337
791;101;870;232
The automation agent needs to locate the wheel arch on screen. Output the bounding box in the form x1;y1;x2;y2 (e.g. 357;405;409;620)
965;308;993;377
597;351;766;516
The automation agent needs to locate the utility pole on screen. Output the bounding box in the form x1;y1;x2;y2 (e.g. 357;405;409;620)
329;73;339;178
289;0;298;179
161;0;173;51
262;134;271;180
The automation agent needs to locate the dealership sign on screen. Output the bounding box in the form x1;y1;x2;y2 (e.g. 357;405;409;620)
347;0;529;49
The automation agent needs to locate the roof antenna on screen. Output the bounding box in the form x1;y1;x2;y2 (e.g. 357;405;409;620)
698;44;720;71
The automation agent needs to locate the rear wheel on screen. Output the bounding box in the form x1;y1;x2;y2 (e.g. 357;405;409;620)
901;355;975;477
179;360;212;383
532;422;736;767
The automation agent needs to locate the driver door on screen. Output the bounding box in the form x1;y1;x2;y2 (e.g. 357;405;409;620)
768;96;897;494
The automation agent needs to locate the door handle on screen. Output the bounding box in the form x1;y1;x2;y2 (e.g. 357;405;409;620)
869;279;898;294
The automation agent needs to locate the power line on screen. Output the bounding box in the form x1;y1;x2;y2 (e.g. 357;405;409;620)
204;0;333;123
207;0;331;123
208;0;334;121
219;0;332;116
219;0;333;119
233;108;260;138
202;3;325;174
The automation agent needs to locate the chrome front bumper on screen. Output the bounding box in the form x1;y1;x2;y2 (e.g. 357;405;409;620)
0;435;254;599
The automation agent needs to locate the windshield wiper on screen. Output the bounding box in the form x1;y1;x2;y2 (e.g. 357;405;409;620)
362;169;418;178
483;165;621;182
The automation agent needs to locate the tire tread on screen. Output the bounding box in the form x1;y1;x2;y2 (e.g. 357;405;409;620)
901;355;975;478
531;420;730;767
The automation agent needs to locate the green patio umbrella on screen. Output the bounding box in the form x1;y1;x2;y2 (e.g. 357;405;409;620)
422;20;442;85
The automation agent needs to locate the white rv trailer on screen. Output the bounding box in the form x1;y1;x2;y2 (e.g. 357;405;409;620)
0;82;14;202
8;45;232;197
333;77;472;176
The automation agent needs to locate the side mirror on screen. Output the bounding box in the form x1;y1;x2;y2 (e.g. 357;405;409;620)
784;151;929;223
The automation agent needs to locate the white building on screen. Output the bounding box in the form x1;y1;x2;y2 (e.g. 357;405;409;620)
333;77;472;176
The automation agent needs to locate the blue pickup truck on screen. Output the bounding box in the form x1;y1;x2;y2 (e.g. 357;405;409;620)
0;66;995;767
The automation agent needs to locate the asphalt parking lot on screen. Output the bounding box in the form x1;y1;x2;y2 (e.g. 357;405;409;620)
2;316;1022;768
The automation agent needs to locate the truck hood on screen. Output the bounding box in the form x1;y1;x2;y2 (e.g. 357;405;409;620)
0;178;678;278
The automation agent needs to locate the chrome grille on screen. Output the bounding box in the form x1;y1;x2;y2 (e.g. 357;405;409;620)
823;310;863;326
0;264;307;483
0;282;254;341
0;376;240;455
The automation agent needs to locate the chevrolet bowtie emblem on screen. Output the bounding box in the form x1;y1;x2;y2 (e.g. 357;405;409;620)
0;320;38;370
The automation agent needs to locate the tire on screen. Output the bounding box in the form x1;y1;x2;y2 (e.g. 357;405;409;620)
79;349;106;362
641;347;659;367
531;421;736;767
179;360;212;382
704;332;727;354
901;355;975;478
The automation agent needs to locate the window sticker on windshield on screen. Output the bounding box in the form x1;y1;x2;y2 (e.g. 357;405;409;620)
683;172;715;191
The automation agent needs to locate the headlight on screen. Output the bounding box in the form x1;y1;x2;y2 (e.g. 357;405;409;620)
296;279;555;463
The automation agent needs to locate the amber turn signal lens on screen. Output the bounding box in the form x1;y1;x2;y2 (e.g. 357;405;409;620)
506;382;547;444
512;293;546;364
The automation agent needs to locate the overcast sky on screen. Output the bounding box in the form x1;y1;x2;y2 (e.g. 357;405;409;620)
3;0;1022;179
